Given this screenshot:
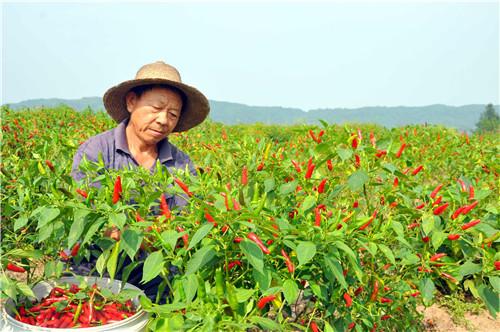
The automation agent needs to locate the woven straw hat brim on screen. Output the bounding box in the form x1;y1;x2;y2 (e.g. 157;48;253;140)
103;78;210;132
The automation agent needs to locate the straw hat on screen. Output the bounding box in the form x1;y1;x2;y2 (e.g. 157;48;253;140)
103;61;210;132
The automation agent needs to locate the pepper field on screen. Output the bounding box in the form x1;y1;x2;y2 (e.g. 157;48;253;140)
1;106;499;331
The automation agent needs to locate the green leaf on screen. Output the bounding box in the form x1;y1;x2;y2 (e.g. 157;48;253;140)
489;277;500;294
68;209;90;248
115;289;143;302
182;274;198;304
240;240;264;273
109;212;126;229
296;242;316;266
107;241;120;280
96;251;109;276
185;245;216;275
187;223;213;250
459;261;482;279
477;284;499;317
431;231;447;251
264;178;275;193
139;295;153;310
337;147;352;161
161;230;181;252
36;207;60;229
82;217;106;245
13;216;28;232
121;229;142;260
420;278;436;305
378;243;396;265
334;241;357;261
347;170;369;192
279;180;297;196
236;288;255;303
282;279;299;305
252;268;271;290
16;282;35;298
421;214;435;235
301;195;317;212
324;257;347;289
37;223;54;243
391;220;405;238
142;251;164;283
250;316;282;331
324;321;335;332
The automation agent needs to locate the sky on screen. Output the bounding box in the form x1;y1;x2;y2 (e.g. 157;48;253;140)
2;1;499;110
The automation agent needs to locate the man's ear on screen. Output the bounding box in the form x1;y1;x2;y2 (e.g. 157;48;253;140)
125;91;137;113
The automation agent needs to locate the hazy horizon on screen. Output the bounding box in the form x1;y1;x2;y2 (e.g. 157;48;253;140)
2;2;499;109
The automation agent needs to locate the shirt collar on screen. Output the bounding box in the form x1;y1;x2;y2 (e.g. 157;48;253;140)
114;118;174;163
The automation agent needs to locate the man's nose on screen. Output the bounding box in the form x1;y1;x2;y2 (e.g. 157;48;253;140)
156;111;168;125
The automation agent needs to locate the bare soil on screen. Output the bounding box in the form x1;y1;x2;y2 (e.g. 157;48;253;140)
420;305;499;332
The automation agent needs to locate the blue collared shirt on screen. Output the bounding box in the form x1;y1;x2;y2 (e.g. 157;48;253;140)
71;118;196;208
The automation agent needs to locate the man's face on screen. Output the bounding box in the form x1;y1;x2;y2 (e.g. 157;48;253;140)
125;86;183;145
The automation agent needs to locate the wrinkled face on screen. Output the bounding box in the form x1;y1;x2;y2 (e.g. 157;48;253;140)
125;86;183;146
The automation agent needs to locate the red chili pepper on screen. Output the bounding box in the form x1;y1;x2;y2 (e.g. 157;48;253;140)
393;177;399;187
352;200;359;208
494;261;500;271
232;198;241;210
348;322;356;330
411;165;423;175
451;206;464;220
281;249;295;273
354;286;364;296
432;196;443;206
204;212;218;227
327;159;333;171
430;184;443;199
422;236;430;243
70;243;80;257
176;226;189;248
309;130;320;143
305;162;315;179
468;185;474;200
76;189;88;199
380;297;392;303
430;253;446;261
226;260;242;271
59;250;70;260
45;160;55;172
310;321;319;332
6;262;25;273
359;210;377;231
314;207;322;227
461;201;478;215
375;150;387;158
381;315;392;320
461;219;480;230
407;222;420;229
247;232;271;254
354;154;361;168
448;234;460;240
135;211;144;222
174;178;193;197
112;176;122;204
317;178;327;193
370;280;379;302
457;179;467;192
351;137;358;149
221;192;231;211
410;291;420;297
241;166;248;185
343;292;352;307
369;132;376;147
257;295;276;310
233;237;243;243
395;143;406;158
291;160;302;173
441;272;457;283
433;203;449;215
257;161;264;171
160;193;171;219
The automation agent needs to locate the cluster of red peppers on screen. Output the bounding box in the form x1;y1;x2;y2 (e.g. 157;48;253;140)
14;283;136;328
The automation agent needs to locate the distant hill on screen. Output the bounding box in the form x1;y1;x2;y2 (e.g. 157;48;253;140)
3;97;498;132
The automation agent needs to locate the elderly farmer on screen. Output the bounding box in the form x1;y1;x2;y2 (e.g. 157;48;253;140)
70;61;210;300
